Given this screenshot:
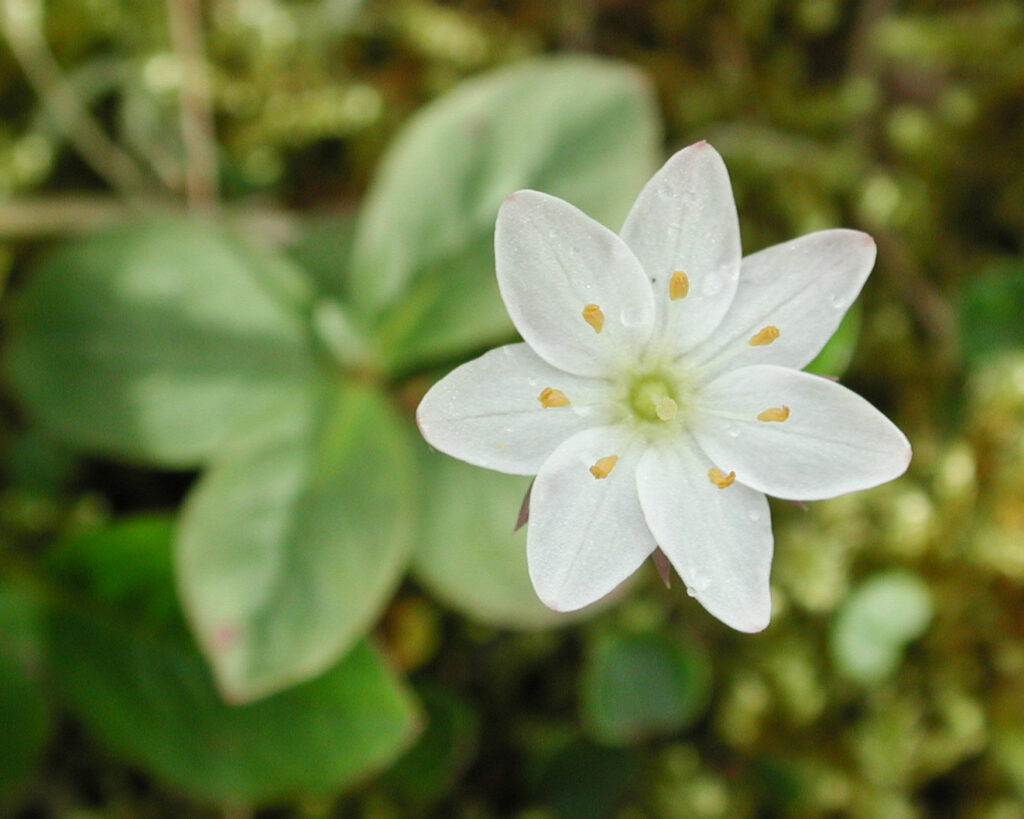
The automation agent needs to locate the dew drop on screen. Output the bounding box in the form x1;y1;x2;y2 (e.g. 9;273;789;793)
829;293;849;309
687;567;712;593
726;424;741;438
619;305;647;328
700;275;723;297
747;509;761;522
686;586;697;597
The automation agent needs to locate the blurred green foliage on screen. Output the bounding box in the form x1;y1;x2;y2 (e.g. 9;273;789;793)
0;0;1022;817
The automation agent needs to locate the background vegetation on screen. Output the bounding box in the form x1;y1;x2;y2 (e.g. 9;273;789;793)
1;0;1023;816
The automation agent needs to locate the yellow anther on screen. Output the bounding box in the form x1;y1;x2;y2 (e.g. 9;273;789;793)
748;325;780;346
538;387;570;408
582;304;604;333
590;455;618;479
707;468;736;489
669;270;689;301
757;406;790;422
655;396;678;421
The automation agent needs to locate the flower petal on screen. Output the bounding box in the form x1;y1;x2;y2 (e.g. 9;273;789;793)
417;343;609;475
693;365;912;500
495;191;655;378
637;437;773;632
619;142;742;354
692;230;877;376
528;426;655;611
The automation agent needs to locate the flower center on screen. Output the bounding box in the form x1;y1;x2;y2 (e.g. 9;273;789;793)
629;376;680;422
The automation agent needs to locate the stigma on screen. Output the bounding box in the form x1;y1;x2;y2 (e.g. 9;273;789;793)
655;396;678;421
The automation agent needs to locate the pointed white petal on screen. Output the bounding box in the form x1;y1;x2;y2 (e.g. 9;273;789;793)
619;142;742;354
637;438;773;632
693;365;912;500
495;191;655;378
693;230;877;376
417;343;609;475
528;426;655;611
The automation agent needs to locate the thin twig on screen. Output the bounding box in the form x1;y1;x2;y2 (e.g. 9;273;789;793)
0;196;299;242
1;0;155;197
166;0;220;211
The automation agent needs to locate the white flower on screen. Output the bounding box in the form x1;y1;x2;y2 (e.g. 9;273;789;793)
416;142;911;632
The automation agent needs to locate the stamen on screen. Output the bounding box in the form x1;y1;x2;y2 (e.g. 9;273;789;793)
707;468;736;489
538;387;570;408
748;325;780;346
757;406;790;422
582;304;604;333
655;396;678;421
590;455;618;479
669;270;689;301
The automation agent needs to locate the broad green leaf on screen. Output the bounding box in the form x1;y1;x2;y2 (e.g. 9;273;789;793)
580;630;712;745
0;586;50;801
46;516;419;804
48;516;181;632
50;615;417;804
831;570;933;684
5;218;318;468
532;738;642;819
806;303;861;377
178;384;416;702
412;455;569;629
384;684;479;803
960;260;1024;363
285;214;356;301
350;56;660;371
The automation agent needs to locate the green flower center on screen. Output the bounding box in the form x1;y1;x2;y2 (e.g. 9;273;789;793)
629;376;680;422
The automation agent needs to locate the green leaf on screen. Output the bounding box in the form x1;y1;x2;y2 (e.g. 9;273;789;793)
178;384;416;702
412;455;570;629
532;738;642;819
580;630;712;745
48;516;181;632
805;303;861;377
384;684;479;803
350;56;660;371
285;214;356;301
51;613;418;804
831;570;933;684
960;260;1024;363
4;218;318;468
0;586;50;802
46;516;419;804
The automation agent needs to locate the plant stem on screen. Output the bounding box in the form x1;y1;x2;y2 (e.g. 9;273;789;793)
1;0;155;198
166;0;220;212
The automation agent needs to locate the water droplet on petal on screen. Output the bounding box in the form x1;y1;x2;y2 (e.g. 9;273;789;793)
685;586;697;597
619;305;646;328
726;424;741;438
747;509;761;522
700;275;723;297
829;293;849;309
687;567;712;593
